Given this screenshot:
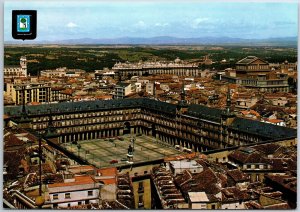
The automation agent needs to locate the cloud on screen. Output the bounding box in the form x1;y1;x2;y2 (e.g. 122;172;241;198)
191;18;209;29
134;21;146;28
66;22;78;28
154;22;169;27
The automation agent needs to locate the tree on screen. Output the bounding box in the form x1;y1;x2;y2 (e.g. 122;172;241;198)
20;18;27;28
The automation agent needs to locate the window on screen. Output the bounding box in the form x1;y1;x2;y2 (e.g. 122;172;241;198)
144;171;148;174
65;193;71;199
53;194;58;200
85;200;90;204
211;205;215;209
78;202;82;206
88;191;93;196
68;203;71;207
138;182;144;193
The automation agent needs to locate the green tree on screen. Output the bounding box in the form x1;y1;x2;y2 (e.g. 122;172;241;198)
20;18;27;28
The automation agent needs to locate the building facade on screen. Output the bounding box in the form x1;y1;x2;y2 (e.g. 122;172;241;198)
46;175;101;208
235;56;270;76
40;67;86;78
113;83;135;99
219;56;290;92
6;83;52;105
112;58;200;77
5;98;296;153
4;56;27;78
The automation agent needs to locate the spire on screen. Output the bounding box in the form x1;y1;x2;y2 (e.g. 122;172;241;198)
177;79;188;113
226;86;231;114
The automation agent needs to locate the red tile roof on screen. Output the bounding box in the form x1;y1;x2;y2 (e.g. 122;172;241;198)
227;169;249;183
48;175;96;188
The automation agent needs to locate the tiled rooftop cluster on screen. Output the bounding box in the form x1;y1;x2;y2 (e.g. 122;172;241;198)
116;173;134;208
152;166;185;209
148;140;296;209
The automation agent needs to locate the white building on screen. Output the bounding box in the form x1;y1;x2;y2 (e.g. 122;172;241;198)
188;192;210;209
146;82;155;95
40;67;86;78
135;82;142;92
46;175;101;208
113;82;135;99
169;160;203;175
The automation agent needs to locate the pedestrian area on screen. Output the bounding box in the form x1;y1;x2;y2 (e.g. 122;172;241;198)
64;134;182;168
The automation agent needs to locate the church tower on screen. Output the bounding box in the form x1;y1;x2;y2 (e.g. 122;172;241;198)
177;80;188;113
220;86;236;147
20;56;27;77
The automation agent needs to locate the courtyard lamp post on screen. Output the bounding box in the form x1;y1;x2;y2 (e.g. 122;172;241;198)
77;144;81;157
131;136;136;152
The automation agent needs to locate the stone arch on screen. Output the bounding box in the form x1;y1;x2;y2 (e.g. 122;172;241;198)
123;122;131;135
152;124;156;137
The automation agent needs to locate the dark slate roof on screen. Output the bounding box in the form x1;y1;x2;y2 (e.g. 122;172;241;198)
142;98;177;114
187;104;223;122
4;99;297;140
4;98;177;117
236;56;268;65
230;117;297;139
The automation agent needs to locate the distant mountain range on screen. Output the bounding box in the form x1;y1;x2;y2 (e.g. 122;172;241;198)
5;36;297;46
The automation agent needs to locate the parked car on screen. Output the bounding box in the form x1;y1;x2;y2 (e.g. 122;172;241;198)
110;160;118;164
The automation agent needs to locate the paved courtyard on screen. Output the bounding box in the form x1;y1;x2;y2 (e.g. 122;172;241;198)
63;134;182;168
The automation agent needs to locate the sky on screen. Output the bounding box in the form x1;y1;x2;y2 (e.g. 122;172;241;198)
4;1;298;42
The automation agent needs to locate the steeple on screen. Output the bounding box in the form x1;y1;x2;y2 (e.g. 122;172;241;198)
221;85;235;120
177;80;188;113
226;86;232;114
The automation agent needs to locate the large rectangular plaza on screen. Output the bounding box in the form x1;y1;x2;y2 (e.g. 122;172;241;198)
64;134;182;168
